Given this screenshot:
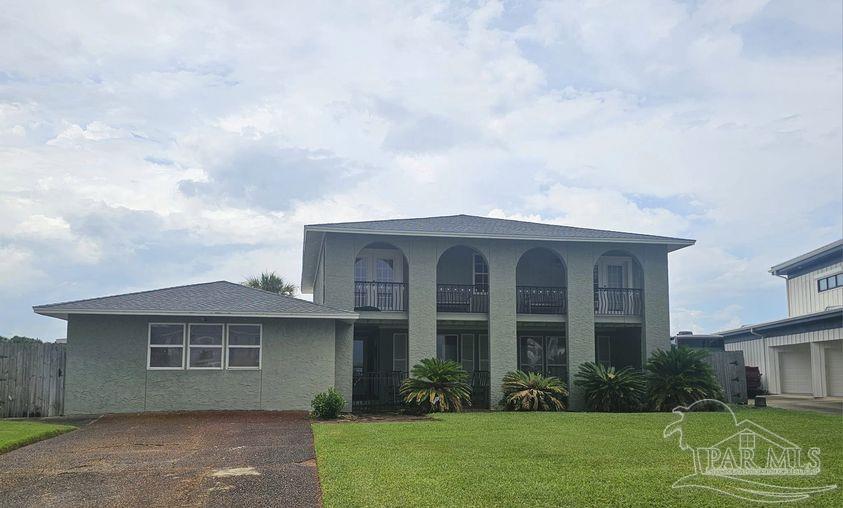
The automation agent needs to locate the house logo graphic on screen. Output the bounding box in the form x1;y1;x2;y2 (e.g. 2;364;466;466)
664;399;837;503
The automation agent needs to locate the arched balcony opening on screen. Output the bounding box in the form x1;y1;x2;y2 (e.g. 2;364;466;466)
593;249;644;317
436;245;489;313
353;242;408;312
515;248;567;315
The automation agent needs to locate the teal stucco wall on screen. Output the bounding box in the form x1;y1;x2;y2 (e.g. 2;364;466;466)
65;314;340;414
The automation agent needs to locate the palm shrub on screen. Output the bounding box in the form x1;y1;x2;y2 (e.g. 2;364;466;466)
501;370;567;411
400;358;471;413
574;362;646;412
646;347;724;411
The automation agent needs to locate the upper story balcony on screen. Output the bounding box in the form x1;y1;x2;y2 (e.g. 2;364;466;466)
437;246;488;313
350;243;644;317
516;248;567;315
354;242;408;312
593;251;644;317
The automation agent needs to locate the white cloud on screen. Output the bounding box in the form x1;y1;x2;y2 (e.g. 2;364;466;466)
0;0;839;339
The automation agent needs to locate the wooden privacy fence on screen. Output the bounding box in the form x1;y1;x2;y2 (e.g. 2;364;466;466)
0;342;66;417
703;350;748;405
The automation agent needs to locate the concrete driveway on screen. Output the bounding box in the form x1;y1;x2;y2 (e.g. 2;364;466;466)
761;395;843;416
0;411;321;507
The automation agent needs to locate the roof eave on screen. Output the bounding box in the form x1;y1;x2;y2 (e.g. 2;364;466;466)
33;308;358;321
718;308;842;336
769;239;843;276
303;225;695;248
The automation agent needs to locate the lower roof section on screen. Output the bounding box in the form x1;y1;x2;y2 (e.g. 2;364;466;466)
33;281;358;321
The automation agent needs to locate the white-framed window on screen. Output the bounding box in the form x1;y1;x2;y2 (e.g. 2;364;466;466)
188;323;224;369
392;332;408;373
473;254;489;292
148;323;186;370
227;324;262;369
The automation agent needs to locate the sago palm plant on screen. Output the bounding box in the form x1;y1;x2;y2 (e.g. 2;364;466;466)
400;358;472;413
501;370;567;411
574;362;646;412
646;347;724;411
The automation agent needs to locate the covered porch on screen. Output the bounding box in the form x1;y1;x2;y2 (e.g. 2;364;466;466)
595;324;643;370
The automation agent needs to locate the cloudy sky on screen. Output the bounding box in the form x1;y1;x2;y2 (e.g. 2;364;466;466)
1;0;841;340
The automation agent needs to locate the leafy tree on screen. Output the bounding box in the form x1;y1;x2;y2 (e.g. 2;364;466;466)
501;370;567;411
400;358;472;413
243;271;297;296
0;335;43;344
646;347;724;412
574;362;646;412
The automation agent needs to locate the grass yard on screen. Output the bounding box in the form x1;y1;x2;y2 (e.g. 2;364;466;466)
0;420;76;454
313;408;842;507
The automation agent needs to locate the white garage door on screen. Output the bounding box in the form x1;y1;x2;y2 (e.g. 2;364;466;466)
825;342;843;397
779;346;812;395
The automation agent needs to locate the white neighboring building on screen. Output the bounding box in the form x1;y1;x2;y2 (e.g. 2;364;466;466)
721;240;843;398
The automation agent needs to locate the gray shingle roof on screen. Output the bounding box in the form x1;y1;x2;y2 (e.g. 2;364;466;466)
306;214;694;243
33;281;357;320
301;214;695;292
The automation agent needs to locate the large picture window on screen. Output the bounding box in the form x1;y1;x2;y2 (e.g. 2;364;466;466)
188;324;223;369
227;324;261;369
148;324;185;369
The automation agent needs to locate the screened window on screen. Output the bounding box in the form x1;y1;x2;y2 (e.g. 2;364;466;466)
437;334;460;362
436;333;488;373
148;324;185;369
188;324;223;369
227;324;261;368
376;258;394;282
392;333;408;373
354;257;368;282
478;334;490;372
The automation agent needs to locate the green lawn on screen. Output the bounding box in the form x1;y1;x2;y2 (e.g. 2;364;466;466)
0;420;76;454
313;408;842;507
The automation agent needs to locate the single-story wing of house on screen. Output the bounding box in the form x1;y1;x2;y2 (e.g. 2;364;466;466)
33;281;357;414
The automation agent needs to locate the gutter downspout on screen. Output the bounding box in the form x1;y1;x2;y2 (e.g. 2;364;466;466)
749;327;769;394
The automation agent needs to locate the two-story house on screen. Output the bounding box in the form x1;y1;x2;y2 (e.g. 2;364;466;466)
301;214;694;409
33;214;694;414
721;240;843;398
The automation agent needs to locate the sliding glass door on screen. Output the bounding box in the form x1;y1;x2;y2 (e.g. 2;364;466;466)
518;334;567;380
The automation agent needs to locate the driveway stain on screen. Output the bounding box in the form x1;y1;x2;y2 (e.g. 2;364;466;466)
210;466;261;477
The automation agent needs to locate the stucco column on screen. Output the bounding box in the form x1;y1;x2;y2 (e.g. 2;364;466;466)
334;321;354;411
642;245;671;359
322;234;355;311
566;244;596;410
408;240;437;370
488;242;518;408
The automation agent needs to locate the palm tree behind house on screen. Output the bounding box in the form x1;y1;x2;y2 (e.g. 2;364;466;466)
244;271;297;296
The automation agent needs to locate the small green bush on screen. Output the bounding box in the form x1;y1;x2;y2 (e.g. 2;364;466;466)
501;370;567;411
574;362;647;412
311;387;346;419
